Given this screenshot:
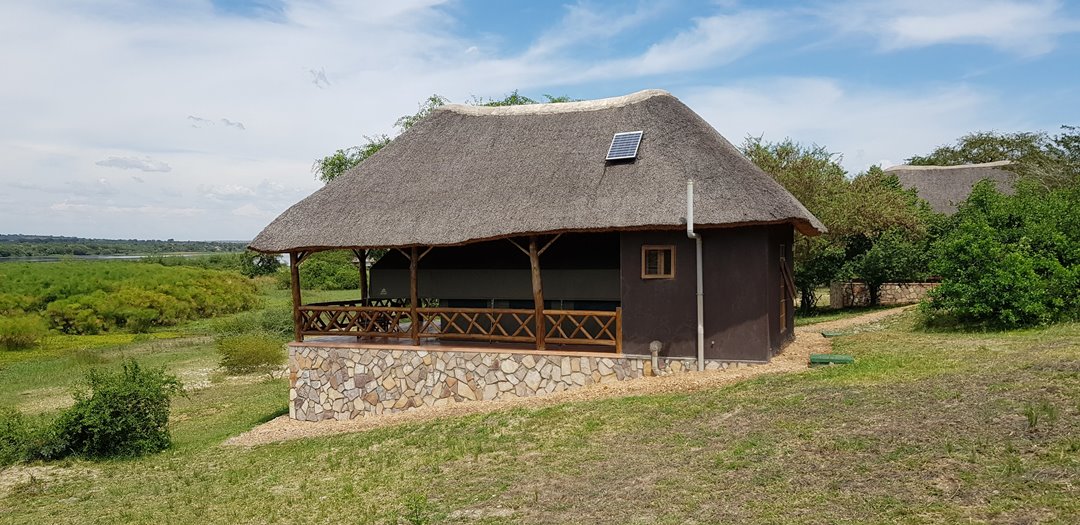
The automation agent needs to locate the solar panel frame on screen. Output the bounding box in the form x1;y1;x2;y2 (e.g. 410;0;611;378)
605;130;643;161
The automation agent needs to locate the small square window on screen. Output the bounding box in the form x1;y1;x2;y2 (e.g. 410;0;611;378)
641;245;675;279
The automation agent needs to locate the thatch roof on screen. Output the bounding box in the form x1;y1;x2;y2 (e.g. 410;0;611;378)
885;161;1016;214
250;89;824;253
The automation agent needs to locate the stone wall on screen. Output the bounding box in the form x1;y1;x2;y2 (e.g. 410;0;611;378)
829;281;938;308
289;345;745;421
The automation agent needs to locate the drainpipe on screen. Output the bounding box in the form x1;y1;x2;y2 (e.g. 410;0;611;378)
686;180;705;372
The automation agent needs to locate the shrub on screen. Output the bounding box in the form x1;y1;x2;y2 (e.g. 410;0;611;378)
51;360;183;459
1;261;261;335
924;181;1080;328
217;332;286;376
0;314;48;350
209;305;293;339
0;408;32;465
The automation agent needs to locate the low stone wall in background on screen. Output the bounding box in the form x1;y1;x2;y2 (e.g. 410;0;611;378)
289;345;748;421
829;281;939;308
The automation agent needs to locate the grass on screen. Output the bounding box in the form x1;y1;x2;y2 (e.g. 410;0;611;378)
2;307;1077;523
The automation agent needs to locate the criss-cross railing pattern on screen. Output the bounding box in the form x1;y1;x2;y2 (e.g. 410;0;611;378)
544;310;619;347
299;305;412;337
297;304;621;351
417;307;536;344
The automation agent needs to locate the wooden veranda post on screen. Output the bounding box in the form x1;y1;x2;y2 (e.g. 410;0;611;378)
528;237;546;351
409;246;419;345
289;251;303;342
352;249;368;302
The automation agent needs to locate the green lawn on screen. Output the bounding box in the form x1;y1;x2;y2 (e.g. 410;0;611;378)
2;312;1078;524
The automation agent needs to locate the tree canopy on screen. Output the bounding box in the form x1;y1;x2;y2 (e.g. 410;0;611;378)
742;137;937;309
907;126;1079;189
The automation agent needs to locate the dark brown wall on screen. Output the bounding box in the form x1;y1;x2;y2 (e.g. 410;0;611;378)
766;225;795;355
619;231;697;357
620;226;792;362
700;227;770;361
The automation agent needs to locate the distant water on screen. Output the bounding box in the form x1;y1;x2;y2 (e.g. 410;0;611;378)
0;253;217;263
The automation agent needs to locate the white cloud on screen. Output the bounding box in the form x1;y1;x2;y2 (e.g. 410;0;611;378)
231;203;276;219
199;184;257;200
622;12;776;74
826;0;1080;55
95;156;172;172
0;1;1067;241
683;78;1002;173
49;202;203;217
524;1;668;58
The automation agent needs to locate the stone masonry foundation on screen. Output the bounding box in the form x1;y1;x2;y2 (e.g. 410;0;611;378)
289;345;746;421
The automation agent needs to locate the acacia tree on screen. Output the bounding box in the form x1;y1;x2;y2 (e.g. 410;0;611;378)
908;126;1080;189
743;139;937;309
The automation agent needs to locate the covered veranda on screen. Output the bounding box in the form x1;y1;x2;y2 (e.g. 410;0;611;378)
286;233;623;354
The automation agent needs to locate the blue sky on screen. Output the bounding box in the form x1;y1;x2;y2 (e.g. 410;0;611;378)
2;0;1078;241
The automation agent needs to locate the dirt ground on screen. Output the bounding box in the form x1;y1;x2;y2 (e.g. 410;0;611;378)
225;306;912;447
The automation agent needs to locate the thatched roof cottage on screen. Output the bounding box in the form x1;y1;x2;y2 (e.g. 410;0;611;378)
251;89;823;420
886;160;1015;214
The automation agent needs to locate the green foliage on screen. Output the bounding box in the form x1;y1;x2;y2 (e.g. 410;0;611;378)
471;90;576;106
239;251;283;277
209;305;294;339
275;250;364;290
312;135;391;184
907;126;1080;189
923;181;1080;328
0;314;48;350
145;250;281;278
395;94;450;132
216;332;286;376
50;359;184;459
742;138;937;310
844;229;929;306
1;261;260;335
0;408;34;465
0;234;245;258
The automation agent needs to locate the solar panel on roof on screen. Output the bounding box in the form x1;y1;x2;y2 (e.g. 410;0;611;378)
606;131;643;161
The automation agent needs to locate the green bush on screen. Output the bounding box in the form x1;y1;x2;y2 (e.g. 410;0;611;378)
924;181;1080;328
217;332;286;376
0;314;48;350
274;251;363;290
1;261;261;335
0;408;33;465
50;360;184;459
209;305;293;339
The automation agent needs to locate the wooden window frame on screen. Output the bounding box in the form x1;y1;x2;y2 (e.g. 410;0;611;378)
641;245;676;280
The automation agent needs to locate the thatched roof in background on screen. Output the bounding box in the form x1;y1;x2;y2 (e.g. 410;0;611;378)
885;161;1016;214
250;89;824;253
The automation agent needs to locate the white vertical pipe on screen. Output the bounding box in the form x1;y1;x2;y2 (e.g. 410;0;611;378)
686;180;705;372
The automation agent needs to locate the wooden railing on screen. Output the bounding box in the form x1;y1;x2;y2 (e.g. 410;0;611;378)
299;305;413;338
297;304;621;352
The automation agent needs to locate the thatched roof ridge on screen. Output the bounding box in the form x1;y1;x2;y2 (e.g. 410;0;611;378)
250;90;824;253
886;161;1016;214
443;89;670;116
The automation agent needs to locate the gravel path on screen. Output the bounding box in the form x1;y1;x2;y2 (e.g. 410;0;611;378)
224;305;912;447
